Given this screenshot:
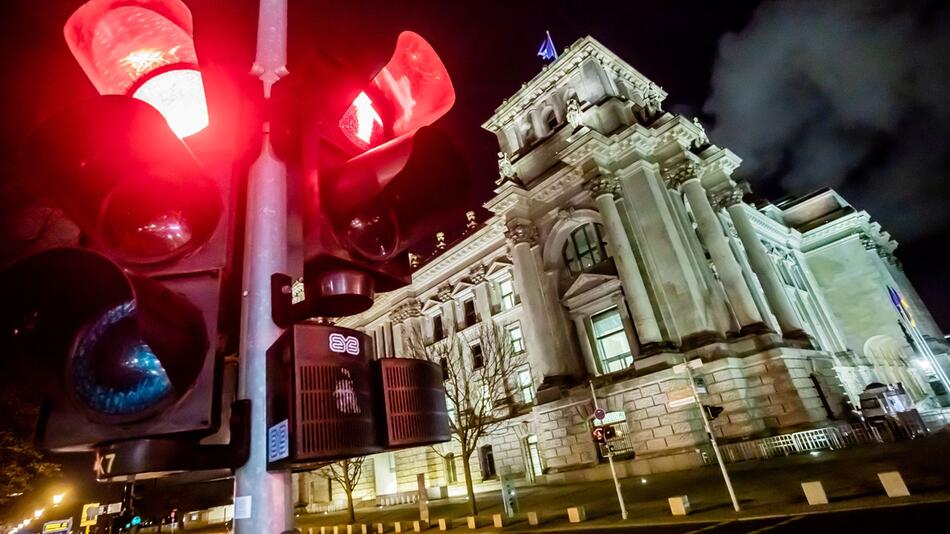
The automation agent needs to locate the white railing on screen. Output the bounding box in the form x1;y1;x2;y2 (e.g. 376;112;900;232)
715;420;928;463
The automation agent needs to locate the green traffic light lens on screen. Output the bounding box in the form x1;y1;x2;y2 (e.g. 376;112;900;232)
70;301;175;420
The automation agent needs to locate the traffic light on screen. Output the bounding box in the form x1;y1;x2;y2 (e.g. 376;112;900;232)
264;31;465;469
592;426;606;444
64;0;209;139
270;30;471;321
703;405;725;420
0;0;246;478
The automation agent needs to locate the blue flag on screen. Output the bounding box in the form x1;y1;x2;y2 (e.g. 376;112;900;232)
537;31;558;61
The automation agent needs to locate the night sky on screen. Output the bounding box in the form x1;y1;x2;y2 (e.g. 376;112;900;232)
1;0;948;524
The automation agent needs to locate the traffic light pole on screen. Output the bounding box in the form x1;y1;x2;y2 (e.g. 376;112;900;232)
233;1;293;533
683;358;740;512
589;381;628;520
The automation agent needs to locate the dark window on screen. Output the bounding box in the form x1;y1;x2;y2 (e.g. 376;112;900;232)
463;298;478;328
472;344;484;369
439;357;449;380
562;223;609;275
444;453;458;484
478;445;497;480
433;314;444;341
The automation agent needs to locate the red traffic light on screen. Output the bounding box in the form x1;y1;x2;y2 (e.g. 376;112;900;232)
64;0;209;138
337;31;455;151
24;96;222;265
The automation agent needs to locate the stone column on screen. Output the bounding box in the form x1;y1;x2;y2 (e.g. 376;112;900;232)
716;187;807;338
383;321;394;357
664;161;766;333
585;171;663;347
391;298;424;354
469;264;494;323
573;315;600;375
506;220;579;386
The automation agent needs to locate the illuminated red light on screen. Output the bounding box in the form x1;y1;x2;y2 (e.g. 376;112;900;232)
340;92;384;150
64;0;208;138
338;31;455;151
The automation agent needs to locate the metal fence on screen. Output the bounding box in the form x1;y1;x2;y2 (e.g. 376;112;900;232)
716;411;946;464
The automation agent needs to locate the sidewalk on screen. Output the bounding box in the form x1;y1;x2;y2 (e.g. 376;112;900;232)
296;433;950;531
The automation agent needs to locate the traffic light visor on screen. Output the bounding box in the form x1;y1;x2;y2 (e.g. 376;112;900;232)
25;96;222;265
0;248;208;424
338;31;455;151
64;0;208;137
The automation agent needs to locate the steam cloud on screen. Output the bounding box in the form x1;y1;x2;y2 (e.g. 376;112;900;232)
704;0;950;240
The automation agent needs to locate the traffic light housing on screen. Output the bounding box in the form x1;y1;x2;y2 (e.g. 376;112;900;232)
0;0;245;473
603;424;617;440
271;30;471;321
703;405;724;420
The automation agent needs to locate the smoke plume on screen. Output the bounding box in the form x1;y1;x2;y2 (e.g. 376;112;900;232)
704;0;950;240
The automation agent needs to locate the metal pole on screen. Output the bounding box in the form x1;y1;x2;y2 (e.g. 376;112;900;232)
589;381;628;520
233;1;291;533
683;359;740;512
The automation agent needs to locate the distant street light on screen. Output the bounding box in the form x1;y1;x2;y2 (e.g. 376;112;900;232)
52;493;65;506
34;508;44;519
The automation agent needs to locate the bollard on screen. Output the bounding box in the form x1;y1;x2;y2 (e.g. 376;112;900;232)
492;514;505;528
393;521;403;533
307;528;314;534
374;523;385;534
412;520;426;532
437;518;448;531
527;511;540;526
333;526;340;534
801;481;828;505
567;506;586;523
668;496;690;516
466;516;477;529
878;471;910;497
361;526;369;534
320;527;327;534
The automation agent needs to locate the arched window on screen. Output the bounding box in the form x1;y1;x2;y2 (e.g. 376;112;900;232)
562;223;609;275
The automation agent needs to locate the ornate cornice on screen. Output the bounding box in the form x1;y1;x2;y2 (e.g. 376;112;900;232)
711;186;745;211
482;36;665;133
469;263;488;284
584;171;622;199
389;298;422;324
435;284;454;302
505;221;539;247
661;160;703;189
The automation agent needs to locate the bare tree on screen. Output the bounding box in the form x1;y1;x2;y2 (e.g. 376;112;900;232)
320;456;365;524
405;321;528;515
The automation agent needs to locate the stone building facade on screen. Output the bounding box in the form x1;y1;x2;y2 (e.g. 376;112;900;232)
292;36;949;508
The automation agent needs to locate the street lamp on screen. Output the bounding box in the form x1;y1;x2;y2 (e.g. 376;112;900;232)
33;509;44;519
52;493;65;506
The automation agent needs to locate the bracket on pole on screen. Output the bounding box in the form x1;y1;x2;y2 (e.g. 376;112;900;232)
93;400;252;481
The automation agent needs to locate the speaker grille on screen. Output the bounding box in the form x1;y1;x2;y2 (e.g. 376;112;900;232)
377;358;450;447
296;363;377;458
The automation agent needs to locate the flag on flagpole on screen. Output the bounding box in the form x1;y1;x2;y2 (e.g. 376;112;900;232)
538;30;558;61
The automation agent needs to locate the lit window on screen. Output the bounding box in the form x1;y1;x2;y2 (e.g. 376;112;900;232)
444;453;458;484
499;276;516;311
591;307;632;373
518;368;534;403
562;223;609;275
480;384;493;412
507;323;525;354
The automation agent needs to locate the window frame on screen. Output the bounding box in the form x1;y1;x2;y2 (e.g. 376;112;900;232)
506;322;525;354
590;306;633;374
562;223;609;276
